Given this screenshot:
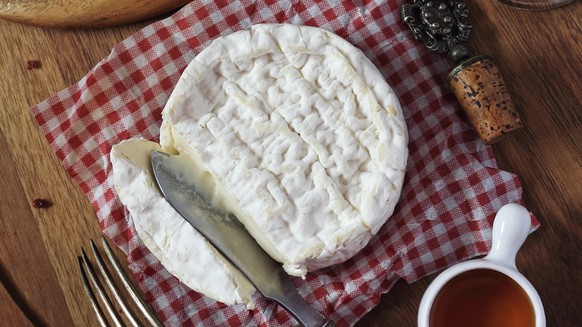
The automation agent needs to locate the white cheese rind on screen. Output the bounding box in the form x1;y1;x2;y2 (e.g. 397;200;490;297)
161;24;408;276
111;139;256;308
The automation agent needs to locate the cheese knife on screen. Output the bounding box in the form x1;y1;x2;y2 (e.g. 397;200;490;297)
150;150;333;327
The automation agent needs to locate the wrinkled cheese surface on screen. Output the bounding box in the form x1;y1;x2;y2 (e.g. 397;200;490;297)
161;24;408;276
111;23;407;307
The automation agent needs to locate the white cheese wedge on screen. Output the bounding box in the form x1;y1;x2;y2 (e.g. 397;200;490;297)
111;139;256;308
160;24;408;277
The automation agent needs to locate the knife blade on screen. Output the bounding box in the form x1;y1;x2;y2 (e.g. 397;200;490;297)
150;150;333;327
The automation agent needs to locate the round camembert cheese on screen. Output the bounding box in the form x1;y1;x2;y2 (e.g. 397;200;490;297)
111;24;408;308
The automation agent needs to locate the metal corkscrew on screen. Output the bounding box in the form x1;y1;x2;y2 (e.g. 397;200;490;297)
401;0;522;144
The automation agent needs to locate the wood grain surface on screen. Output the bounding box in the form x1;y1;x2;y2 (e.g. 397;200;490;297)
0;0;189;28
0;1;580;326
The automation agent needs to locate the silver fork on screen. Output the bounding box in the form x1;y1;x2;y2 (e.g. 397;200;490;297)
78;236;163;327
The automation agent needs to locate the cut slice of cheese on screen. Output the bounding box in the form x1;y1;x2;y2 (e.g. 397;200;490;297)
160;24;408;277
111;139;256;308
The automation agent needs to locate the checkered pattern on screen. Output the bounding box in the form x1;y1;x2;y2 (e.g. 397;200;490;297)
31;1;538;326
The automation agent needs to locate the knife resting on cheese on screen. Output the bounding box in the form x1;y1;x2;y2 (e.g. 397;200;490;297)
110;24;408;325
150;150;333;327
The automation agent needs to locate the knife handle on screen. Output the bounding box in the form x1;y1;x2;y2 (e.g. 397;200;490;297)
267;268;334;327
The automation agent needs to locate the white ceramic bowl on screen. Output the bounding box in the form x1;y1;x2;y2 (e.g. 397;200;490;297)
417;203;546;327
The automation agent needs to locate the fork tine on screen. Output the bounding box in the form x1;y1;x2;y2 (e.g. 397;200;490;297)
80;247;125;327
90;239;141;327
100;236;164;327
78;256;109;327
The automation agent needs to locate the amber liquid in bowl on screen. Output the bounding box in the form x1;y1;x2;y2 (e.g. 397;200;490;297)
429;269;535;327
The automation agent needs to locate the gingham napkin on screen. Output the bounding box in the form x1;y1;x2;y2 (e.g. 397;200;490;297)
31;1;538;326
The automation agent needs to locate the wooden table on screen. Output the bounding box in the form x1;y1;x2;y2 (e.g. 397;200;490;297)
1;1;580;326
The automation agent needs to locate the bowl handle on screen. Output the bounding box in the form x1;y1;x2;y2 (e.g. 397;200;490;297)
484;203;532;269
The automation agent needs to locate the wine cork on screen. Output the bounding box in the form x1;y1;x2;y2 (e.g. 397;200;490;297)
448;55;522;144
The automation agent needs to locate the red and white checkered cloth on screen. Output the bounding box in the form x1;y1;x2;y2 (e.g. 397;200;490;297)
31;1;538;326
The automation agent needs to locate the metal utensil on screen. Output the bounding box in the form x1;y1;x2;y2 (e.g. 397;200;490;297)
150;150;333;327
78;236;163;327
